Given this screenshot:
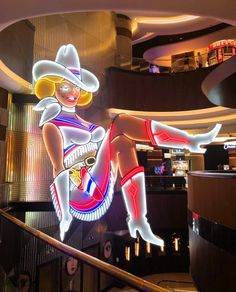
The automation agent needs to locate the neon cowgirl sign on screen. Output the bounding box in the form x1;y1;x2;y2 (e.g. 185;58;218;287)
33;44;221;246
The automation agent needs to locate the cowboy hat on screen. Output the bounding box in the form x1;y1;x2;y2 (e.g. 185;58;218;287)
32;44;99;93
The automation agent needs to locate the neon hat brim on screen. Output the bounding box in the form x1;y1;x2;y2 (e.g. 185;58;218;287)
32;60;99;93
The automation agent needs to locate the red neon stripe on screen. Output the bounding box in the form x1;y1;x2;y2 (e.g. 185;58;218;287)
120;166;144;186
193;212;199;219
70;197;99;210
91;186;104;202
145;120;157;145
156;131;188;145
132;197;138;218
129;179;138;219
69;69;81;73
80;167;106;202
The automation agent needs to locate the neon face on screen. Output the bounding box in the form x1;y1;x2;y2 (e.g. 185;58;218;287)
55;81;80;107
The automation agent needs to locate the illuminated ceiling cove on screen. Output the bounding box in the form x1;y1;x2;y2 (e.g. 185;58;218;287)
1;0;236;136
1;0;236;31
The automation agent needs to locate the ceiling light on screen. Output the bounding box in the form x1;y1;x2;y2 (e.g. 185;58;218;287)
133;32;155;43
135;15;199;25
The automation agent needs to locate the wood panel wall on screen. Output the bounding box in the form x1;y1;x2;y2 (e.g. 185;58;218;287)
105;66;216;111
188;172;236;292
188;172;236;229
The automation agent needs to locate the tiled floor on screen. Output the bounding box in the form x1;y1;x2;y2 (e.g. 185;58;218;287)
110;273;197;291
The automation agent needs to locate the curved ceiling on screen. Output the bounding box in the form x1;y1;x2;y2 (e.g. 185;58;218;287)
144;25;236;66
1;0;236;135
132;17;221;44
1;0;236;32
1;0;236;66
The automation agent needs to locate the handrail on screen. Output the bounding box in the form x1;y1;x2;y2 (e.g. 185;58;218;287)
188;170;236;179
0;209;169;292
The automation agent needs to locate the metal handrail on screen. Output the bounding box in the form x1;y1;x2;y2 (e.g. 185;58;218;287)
0;209;169;292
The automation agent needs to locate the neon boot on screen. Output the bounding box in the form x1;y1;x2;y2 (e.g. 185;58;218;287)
121;166;164;247
146;120;221;153
53;170;73;241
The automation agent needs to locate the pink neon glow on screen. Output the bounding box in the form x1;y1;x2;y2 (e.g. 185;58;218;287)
146;120;156;145
70;198;99;210
154;130;188;145
193;212;199;219
80;167;103;201
120;166;144;186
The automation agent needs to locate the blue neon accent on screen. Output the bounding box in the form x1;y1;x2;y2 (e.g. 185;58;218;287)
64;143;76;153
73;72;81;76
54;116;97;133
72;178;110;214
89;124;97;131
54;116;90;130
86;179;93;193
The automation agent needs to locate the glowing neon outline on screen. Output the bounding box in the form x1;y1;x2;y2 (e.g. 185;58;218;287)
121;166;164;247
32;44;99;93
49;117;112;218
224;141;236;150
33;44;222;246
147;120;222;153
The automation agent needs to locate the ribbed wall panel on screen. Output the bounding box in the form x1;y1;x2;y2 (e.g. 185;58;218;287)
25;211;58;229
19;212;62;288
6;102;52;201
30;12;116;84
0;141;6;183
0;108;8;127
6;12;118;201
8;103;40;134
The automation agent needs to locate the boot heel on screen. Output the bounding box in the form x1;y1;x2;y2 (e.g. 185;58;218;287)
127;220;138;238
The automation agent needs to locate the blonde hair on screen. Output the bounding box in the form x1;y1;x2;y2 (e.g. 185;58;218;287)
34;76;93;108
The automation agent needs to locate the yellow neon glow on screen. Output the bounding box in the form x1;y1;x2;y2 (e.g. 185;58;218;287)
146;241;151;254
34;78;93;107
174;238;180;252
35;78;56;99
78;90;93;107
160;245;165;252
134;239;140;257
125;246;130;261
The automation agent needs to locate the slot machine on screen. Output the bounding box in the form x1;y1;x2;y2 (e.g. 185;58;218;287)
207;39;236;66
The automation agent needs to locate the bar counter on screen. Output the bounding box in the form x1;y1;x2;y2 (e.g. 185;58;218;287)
188;171;236;292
